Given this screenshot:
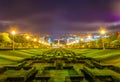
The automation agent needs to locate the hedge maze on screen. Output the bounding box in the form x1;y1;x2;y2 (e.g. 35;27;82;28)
0;49;120;82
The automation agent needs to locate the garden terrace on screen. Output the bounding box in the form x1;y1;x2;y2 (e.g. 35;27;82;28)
0;48;120;82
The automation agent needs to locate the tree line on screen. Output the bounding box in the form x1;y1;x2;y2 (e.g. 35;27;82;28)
0;32;49;49
69;32;120;49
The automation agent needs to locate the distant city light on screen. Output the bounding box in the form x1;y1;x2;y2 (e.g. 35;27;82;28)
88;35;92;39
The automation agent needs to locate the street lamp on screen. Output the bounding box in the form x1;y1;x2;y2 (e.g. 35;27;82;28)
101;30;105;35
88;34;92;48
33;38;37;42
80;38;84;48
88;33;92;39
88;35;91;39
38;40;41;43
26;36;30;39
80;38;84;41
26;36;30;48
100;29;106;50
11;30;16;51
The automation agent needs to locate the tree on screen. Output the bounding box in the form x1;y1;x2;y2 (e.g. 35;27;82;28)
95;39;102;48
0;33;12;48
111;40;120;48
2;33;12;43
117;34;120;41
109;32;118;41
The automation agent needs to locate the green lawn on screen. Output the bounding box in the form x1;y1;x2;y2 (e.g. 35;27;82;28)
0;48;120;82
50;70;69;82
0;49;49;65
68;49;120;66
0;58;16;65
1;48;120;66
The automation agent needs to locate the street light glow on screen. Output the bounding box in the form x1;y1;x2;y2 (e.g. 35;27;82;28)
81;38;84;41
26;36;30;39
101;30;106;35
88;35;92;39
99;27;106;50
11;31;16;35
11;30;16;51
38;40;41;43
99;27;106;35
33;38;37;42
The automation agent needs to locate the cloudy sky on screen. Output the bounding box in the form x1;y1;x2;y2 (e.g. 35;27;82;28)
0;0;120;35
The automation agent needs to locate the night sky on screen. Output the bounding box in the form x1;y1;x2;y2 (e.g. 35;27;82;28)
0;0;120;36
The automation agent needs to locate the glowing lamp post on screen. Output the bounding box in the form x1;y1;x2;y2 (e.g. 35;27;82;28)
80;38;84;41
100;29;106;50
11;31;16;51
33;38;37;42
88;35;92;48
26;36;30;40
26;36;30;48
80;38;84;48
101;30;105;35
32;38;37;48
88;35;91;39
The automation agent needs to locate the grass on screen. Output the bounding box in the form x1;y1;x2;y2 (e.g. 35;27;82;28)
68;49;120;66
84;66;120;80
0;58;15;65
50;70;69;82
0;49;48;65
0;48;120;66
0;48;120;82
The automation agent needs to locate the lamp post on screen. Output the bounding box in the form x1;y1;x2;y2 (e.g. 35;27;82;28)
80;38;84;41
100;30;106;50
11;31;16;51
88;34;92;48
26;36;30;40
26;36;30;48
88;35;92;39
80;38;84;48
33;38;37;42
